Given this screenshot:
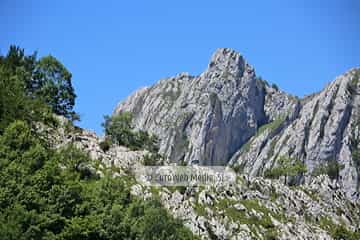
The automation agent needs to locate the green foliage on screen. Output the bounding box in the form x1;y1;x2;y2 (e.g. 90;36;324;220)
237;116;285;157
264;156;307;185
102;113;133;146
0;120;195;239
352;149;360;168
319;216;360;240
232;164;244;174
33;56;77;119
99;138;112;152
127;199;196;240
211;198;282;238
0;60;51;132
0;46;77;133
0;46;194;239
102;113;159;152
256;116;284;137
142;153;163;166
312;160;345;180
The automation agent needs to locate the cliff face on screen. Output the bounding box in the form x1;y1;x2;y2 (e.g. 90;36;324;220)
115;48;294;165
230;68;360;196
114;48;360;195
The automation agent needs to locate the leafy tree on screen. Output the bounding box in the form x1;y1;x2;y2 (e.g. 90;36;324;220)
142;153;164;166
264;156;307;185
102;112;160;152
0;46;195;239
0;46;78;128
33;56;77;120
103;112;134;146
0;121;194;239
99;138;112;152
312;160;345;181
0;58;51;132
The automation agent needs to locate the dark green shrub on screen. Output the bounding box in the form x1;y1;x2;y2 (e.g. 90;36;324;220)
312;160;344;180
264;156;307;185
99;138;112;152
102;113;159;152
143;153;163;166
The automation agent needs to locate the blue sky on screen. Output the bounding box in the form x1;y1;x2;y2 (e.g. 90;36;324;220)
1;1;359;134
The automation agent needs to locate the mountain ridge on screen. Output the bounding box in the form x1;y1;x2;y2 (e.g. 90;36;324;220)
114;48;360;196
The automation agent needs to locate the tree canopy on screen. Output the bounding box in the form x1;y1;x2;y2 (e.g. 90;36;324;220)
0;46;195;239
0;45;77;130
102;112;159;152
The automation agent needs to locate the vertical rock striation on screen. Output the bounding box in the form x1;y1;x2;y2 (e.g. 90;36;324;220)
114;48;360;196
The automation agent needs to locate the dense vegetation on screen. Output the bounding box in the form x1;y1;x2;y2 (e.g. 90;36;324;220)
102;113;163;165
0;46;195;239
102;113;159;152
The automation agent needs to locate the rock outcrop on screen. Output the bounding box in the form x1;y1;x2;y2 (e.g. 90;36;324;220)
36;48;360;240
115;48;295;166
114;48;360;196
134;174;360;240
230;68;360;197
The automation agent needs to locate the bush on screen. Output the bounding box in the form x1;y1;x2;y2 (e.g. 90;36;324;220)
232;164;244;174
102;113;159;152
143;153;163;166
0;122;195;239
312;160;344;180
264;156;307;185
99;138;112;152
0;46;196;240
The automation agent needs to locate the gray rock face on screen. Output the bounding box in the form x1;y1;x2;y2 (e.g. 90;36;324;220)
136;174;360;240
115;48;293;165
114;48;360;196
230;68;360;197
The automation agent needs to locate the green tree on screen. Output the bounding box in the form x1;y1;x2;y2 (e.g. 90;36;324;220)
312;160;345;181
103;112;134;146
33;56;77;120
102;112;160;152
0;120;194;239
264;156;307;185
0;46;196;240
0;46;77;133
0;58;50;132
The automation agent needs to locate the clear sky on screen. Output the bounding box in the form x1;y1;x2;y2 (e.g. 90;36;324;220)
1;1;359;134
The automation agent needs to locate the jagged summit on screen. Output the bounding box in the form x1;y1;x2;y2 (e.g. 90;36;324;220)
204;48;254;83
114;48;360;197
207;48;245;69
115;48;290;166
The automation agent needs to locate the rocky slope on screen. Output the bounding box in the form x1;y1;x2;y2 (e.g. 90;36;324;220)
52;119;360;240
229;68;360;198
114;48;360;197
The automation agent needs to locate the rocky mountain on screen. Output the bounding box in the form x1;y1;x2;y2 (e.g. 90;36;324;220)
114;48;360;197
3;44;359;240
229;67;360;197
10;46;359;240
54;120;360;240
